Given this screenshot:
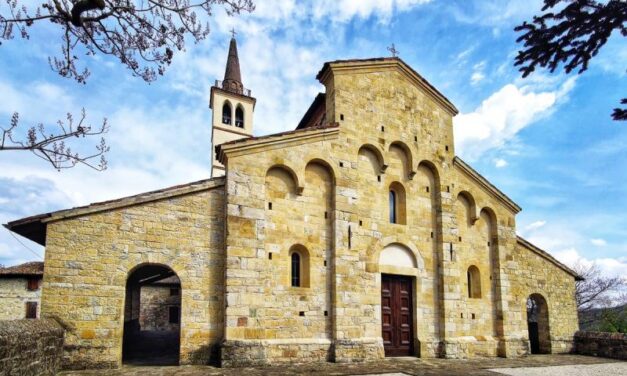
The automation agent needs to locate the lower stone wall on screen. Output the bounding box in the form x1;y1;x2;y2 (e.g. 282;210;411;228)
0;319;64;375
574;331;626;360
221;339;333;367
443;337;499;359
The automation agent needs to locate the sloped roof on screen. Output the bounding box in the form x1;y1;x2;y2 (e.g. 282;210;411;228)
517;236;582;281
453;157;521;214
0;261;44;277
224;37;242;85
4;177;225;246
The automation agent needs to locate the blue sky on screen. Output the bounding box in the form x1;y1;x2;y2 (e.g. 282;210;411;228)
0;0;625;279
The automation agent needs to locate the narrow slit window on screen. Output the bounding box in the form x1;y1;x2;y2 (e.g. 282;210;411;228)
389;190;397;224
291;252;301;287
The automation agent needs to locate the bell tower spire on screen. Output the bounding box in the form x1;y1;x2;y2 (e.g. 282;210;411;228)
209;34;255;178
223;31;243;94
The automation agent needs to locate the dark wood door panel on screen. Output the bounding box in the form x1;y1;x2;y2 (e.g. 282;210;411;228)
381;274;414;356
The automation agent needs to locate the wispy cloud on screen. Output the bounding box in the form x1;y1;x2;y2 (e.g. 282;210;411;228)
470;61;486;85
453;76;576;161
590;238;607;247
494;158;507;168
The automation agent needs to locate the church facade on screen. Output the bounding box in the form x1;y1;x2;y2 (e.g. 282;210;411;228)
5;38;580;369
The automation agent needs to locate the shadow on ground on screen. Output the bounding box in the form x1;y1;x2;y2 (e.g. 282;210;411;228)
122;330;180;366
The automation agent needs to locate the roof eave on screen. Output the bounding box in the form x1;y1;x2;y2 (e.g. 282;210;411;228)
4;217;48;246
4;177;226;246
453;157;522;214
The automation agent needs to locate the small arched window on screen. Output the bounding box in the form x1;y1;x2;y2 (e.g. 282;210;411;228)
235;106;244;128
389;182;406;225
291;252;301;287
467;265;481;298
222;102;232;125
389;190;397;223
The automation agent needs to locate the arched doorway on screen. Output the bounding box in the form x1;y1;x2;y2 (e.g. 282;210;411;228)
379;244;417;357
527;293;550;354
123;264;181;365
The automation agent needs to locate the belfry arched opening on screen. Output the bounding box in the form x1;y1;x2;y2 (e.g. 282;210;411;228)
123;264;181;365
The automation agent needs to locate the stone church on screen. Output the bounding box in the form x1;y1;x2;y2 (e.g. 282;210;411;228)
5;37;580;369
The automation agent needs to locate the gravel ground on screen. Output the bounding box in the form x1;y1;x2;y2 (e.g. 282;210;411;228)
60;355;622;376
490;362;627;376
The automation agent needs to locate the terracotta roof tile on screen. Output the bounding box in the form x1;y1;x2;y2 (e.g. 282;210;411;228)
0;261;44;277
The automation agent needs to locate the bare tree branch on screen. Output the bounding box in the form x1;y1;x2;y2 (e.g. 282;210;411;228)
1;0;255;83
514;0;627;121
1;110;110;171
572;262;626;312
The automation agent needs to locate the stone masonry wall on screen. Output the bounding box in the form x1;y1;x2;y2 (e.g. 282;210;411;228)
139;284;181;332
0;319;64;376
41;181;225;369
0;278;41;320
575;331;626;360
221;62;531;364
507;241;579;355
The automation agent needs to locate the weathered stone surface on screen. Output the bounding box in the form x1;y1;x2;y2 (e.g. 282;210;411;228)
0;318;64;376
0;277;41;320
42;180;225;369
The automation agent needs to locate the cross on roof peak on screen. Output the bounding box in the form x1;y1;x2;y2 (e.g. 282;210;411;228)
387;43;399;57
230;28;237;39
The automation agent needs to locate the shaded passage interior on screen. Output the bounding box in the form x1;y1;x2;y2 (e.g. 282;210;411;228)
123;264;181;365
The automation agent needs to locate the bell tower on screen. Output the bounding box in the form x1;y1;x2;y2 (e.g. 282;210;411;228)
210;35;255;177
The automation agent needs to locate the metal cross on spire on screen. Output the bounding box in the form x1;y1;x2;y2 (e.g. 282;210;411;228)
387;43;399;57
230;28;237;39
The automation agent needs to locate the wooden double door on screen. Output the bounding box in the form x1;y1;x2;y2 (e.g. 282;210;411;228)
381;274;414;356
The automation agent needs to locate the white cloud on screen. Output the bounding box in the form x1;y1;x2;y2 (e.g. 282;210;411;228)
494;158;507;168
449;0;545;27
470;61;486;85
590;238;607;247
522;220;546;233
453;76;576;160
518;218;627;282
470;72;485;85
552;248;627;281
310;0;432;23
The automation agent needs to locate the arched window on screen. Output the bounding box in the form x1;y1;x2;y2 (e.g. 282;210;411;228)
222;102;232;125
235;106;244;128
389;182;406;224
389;190;397;223
467;265;481;298
288;245;310;288
291;252;301;287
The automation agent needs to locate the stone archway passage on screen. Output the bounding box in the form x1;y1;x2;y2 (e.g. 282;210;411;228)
527;293;551;354
381;274;414;356
123;264;181;365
